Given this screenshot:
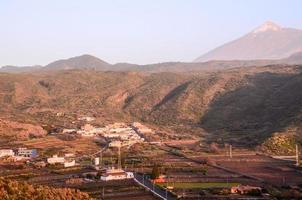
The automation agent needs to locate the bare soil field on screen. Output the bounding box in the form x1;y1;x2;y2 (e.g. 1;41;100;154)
209;155;302;186
14;136;100;156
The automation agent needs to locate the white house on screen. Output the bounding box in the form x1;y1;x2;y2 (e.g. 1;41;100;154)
63;129;77;134
103;133;120;138
17;148;37;158
77;130;95;137
0;149;14;158
64;160;76;168
100;168;134;181
47;155;65;164
109;141;122;148
94;157;100;166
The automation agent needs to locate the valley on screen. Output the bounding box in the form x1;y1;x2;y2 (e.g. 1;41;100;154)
1;63;302;199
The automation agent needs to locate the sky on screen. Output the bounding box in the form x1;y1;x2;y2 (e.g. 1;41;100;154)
0;0;301;66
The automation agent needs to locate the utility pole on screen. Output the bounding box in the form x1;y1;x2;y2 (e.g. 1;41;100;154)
100;151;103;168
226;176;229;187
229;144;233;158
296;144;299;166
102;187;105;199
166;188;168;200
110;156;113;168
117;146;121;169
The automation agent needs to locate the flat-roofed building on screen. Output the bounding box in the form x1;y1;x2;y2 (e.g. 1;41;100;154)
78;116;95;122
17;148;37;158
109;141;122;147
47;155;65;164
0;149;14;157
100;168;133;181
63;129;77;134
64;160;76;168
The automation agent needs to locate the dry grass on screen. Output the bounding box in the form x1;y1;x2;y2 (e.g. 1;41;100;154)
15;136;100;156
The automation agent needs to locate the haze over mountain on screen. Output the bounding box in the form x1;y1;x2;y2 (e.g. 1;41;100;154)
1;52;302;73
195;21;302;62
2;21;302;73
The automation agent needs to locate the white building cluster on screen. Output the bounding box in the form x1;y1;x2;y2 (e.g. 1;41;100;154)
77;116;95;122
131;122;154;134
77;124;107;137
0;148;37;160
63;122;149;147
102;123;145;147
47;153;76;168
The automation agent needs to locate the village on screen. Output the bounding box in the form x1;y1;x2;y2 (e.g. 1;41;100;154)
0;120;150;168
63;121;148;147
0;117;302;199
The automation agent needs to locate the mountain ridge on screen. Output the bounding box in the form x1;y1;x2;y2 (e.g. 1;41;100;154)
1;51;302;73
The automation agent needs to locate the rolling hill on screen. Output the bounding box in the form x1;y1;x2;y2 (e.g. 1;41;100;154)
44;54;111;71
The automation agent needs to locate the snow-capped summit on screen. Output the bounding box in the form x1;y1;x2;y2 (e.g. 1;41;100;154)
252;21;282;33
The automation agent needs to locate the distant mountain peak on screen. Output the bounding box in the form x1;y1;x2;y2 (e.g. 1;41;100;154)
252;21;282;34
44;54;111;70
194;21;302;62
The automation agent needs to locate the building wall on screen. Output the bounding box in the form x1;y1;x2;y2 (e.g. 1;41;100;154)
47;157;65;164
0;149;14;157
64;160;75;167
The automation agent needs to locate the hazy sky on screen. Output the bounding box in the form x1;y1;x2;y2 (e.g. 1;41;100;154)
1;0;301;66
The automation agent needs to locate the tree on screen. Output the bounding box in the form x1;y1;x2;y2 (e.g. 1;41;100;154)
151;164;160;179
201;164;208;175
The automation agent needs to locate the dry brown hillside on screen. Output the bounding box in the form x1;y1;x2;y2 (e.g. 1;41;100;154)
0;65;301;148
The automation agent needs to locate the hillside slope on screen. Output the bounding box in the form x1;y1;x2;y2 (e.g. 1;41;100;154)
0;65;301;146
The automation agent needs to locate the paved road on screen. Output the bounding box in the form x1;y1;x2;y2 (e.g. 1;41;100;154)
134;173;176;200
